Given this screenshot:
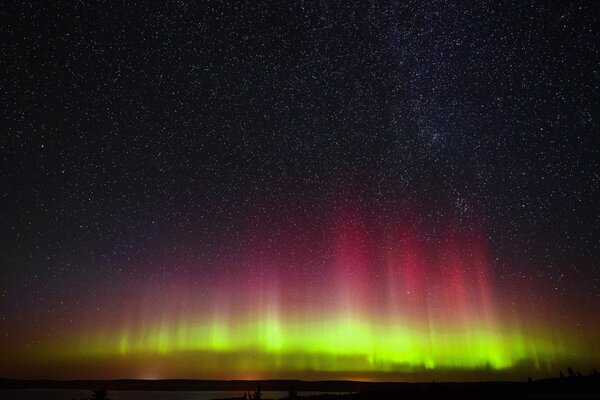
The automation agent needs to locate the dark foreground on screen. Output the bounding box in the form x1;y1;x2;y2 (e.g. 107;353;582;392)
2;375;600;399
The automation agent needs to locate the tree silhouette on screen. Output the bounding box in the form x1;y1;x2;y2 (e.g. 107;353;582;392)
253;382;262;400
91;386;109;400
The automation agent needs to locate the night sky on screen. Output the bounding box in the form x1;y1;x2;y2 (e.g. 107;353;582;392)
1;1;599;380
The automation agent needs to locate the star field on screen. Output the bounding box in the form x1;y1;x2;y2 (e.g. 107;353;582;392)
1;1;599;380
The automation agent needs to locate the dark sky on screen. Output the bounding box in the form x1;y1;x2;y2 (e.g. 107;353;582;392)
1;1;599;380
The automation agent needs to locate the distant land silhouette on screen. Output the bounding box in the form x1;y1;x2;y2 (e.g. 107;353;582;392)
2;371;600;399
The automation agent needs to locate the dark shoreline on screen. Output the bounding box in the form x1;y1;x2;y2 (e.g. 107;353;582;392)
1;376;598;392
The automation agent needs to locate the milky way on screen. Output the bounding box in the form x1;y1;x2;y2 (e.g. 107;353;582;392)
1;1;599;380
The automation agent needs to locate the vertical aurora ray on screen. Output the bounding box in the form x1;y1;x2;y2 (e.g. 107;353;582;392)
2;209;597;380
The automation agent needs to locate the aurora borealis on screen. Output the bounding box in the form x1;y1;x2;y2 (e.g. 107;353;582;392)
2;208;598;380
2;1;600;382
